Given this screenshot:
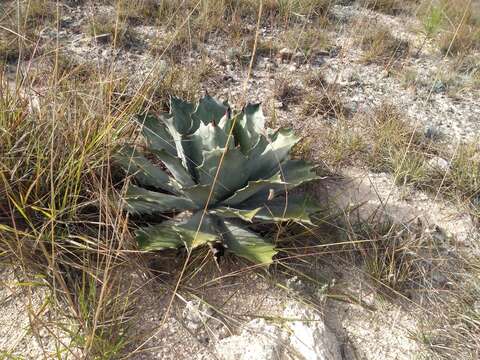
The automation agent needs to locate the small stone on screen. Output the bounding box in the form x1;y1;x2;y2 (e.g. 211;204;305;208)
264;62;274;71
216;319;286;360
431;271;448;287
293;51;304;63
183;300;214;331
285;276;305;292
473;301;480;313
427;156;450;172
284;301;341;360
278;47;293;61
424;126;443;140
432;80;447;94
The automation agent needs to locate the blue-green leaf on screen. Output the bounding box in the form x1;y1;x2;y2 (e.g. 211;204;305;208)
140;114;177;156
192;95;229;126
220;220;277;264
136;212;219;250
171;96;197;135
124;185;195;214
197;148;249;200
253;195;321;225
152;149;195;187
234;103;265;154
212;207;261;222
247;128;300;180
114;146;179;193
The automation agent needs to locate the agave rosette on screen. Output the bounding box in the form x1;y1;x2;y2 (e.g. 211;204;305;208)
116;95;320;264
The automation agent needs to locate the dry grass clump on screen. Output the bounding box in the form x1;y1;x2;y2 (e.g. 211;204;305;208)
247;36;279;59
319;103;432;184
303;69;328;88
320;121;366;167
356;23;410;64
322;102;480;214
20;0;58;27
149;60;219;109
338;217;429;294
0;67;142;357
441;143;480;203
274;76;304;107
0;0;54;63
149;29;199;61
281;27;332;61
360;0;419;15
0;33;23;64
117;0;166;25
419;0;480;56
258;0;333;21
413;255;480;360
225;35;279;66
87;14;141;49
300;86;347;118
363;104;429;184
452;54;480;89
439;25;480;57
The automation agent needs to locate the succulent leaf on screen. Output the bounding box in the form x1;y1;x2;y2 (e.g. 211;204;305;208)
180;134;203;181
171;96;197;135
192;95;229;126
136;211;219;250
119;96;321;265
212;207;261;222
197;148;249;200
114;146;179;193
220;220;277;264
136;223;185;250
279;160;320;187
125;185;195;214
247;128;300;180
195;121;230;151
140;114;177;157
152;149;195;187
221;175;284;207
234;103;265;154
181;183;218;207
252;195;321;225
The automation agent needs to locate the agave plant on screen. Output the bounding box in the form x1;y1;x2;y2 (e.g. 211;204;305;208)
116;95;320;264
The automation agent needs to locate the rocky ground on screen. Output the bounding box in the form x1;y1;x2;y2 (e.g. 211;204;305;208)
1;0;480;359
